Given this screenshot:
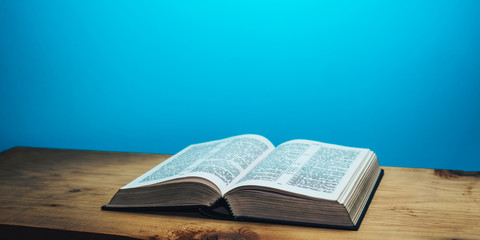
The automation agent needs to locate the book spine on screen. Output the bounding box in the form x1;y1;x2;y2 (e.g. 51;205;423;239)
223;197;237;219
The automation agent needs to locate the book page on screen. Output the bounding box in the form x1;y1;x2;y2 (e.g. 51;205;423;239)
230;140;369;200
122;134;275;194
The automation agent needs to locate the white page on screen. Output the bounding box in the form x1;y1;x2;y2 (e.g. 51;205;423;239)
230;140;369;200
122;134;275;194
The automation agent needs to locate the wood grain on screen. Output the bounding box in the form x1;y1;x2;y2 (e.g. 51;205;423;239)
0;147;479;240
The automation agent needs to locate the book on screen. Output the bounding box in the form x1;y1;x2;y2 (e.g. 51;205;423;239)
102;134;383;230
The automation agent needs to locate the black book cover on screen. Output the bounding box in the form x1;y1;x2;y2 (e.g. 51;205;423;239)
103;169;384;230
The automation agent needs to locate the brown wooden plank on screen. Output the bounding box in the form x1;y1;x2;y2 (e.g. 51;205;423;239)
0;147;479;240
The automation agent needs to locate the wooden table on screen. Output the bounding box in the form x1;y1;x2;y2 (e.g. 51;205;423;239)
0;147;479;240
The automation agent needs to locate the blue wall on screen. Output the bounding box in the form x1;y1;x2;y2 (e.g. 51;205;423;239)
1;0;479;170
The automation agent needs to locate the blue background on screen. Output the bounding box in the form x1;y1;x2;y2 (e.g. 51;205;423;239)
1;0;479;170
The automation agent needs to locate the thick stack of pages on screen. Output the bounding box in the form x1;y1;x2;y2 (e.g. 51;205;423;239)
103;134;382;229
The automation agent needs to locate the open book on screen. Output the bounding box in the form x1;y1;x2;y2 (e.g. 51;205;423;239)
102;134;383;230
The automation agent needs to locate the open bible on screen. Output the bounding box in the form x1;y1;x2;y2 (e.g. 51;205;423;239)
102;134;383;230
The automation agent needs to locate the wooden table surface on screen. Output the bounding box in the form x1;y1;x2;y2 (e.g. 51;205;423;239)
0;147;479;240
